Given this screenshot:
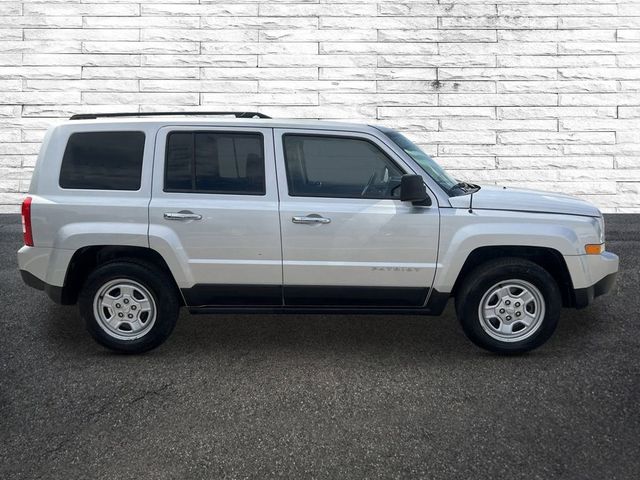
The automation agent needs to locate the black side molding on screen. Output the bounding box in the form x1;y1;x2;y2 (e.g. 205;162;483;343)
183;283;450;316
181;284;433;309
181;284;282;307
284;285;428;307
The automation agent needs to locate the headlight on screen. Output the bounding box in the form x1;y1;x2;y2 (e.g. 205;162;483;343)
597;214;605;243
585;215;606;254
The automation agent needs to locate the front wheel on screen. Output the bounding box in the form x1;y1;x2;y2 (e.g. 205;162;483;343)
79;260;180;353
455;258;561;354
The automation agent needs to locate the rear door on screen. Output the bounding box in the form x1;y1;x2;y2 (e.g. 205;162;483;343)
274;128;440;308
149;126;282;307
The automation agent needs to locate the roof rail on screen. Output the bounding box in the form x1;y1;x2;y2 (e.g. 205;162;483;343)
69;111;272;120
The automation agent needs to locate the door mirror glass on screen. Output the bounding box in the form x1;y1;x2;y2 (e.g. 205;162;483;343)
400;174;429;203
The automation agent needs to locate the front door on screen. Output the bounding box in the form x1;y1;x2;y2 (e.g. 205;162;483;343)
274;129;440;308
149;126;282;306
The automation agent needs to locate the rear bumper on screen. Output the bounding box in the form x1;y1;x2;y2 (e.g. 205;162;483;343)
573;271;617;309
20;269;64;304
18;245;74;304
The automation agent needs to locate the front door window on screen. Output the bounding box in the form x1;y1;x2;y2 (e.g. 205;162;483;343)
282;134;404;199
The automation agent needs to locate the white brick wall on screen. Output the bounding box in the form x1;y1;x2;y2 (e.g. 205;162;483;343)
1;0;639;213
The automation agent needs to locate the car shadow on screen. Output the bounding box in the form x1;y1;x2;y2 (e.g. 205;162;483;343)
42;298;612;362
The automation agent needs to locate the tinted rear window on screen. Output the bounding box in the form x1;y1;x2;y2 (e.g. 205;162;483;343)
59;131;145;190
165;131;265;195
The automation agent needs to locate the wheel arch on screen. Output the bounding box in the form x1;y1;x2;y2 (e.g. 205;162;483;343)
450;246;576;308
59;245;183;306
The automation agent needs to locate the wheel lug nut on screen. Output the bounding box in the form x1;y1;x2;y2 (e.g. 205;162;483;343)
127;314;133;319
516;312;521;317
506;315;512;321
499;308;505;313
515;302;520;307
131;305;137;310
505;300;511;305
115;303;121;308
118;312;124;318
124;299;129;304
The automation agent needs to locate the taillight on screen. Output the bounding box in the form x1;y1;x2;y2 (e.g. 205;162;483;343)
21;196;33;247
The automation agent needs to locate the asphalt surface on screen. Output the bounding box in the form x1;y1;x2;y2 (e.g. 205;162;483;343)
0;213;638;480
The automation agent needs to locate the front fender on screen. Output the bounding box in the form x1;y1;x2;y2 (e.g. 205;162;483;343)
434;209;600;292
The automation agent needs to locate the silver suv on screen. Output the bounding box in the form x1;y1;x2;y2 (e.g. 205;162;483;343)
18;112;619;354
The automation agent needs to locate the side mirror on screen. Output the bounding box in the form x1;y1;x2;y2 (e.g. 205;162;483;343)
400;174;430;204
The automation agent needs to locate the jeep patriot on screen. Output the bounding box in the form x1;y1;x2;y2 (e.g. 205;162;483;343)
18;112;619;354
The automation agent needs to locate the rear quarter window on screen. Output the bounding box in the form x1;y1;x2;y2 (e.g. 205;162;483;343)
59;131;145;190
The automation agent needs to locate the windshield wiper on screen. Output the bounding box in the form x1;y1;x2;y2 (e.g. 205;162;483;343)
449;181;481;195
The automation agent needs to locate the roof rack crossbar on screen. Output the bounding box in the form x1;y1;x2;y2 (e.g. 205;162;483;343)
69;111;271;120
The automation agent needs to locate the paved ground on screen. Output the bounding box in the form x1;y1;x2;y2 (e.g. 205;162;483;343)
0;214;638;480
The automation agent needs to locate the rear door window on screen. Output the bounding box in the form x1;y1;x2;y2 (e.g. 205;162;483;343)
59;131;145;190
165;131;265;195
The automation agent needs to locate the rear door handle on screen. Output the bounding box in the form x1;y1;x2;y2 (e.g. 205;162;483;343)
292;214;331;225
164;211;202;221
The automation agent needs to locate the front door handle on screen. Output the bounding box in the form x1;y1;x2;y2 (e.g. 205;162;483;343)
292;214;331;225
164;211;202;221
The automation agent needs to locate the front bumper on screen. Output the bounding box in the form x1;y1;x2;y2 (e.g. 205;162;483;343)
564;250;618;308
573;271;617;309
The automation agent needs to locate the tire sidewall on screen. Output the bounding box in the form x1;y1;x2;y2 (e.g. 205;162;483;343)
457;261;561;354
79;262;179;353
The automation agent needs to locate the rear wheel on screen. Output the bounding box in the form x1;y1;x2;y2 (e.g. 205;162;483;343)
79;260;179;353
455;258;561;354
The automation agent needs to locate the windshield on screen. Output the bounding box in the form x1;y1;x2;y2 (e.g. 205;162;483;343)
377;127;461;196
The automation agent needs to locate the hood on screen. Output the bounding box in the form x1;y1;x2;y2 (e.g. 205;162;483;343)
448;185;601;217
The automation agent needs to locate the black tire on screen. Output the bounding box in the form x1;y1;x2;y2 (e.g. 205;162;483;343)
455;257;561;354
78;259;180;354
